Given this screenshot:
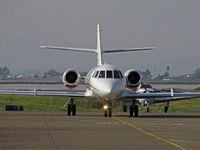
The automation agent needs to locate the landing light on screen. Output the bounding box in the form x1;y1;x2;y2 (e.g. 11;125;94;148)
103;105;108;110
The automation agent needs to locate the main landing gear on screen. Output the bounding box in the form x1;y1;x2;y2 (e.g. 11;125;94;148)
164;102;169;113
147;102;150;113
103;102;112;117
122;102;127;112
129;100;138;117
65;98;76;116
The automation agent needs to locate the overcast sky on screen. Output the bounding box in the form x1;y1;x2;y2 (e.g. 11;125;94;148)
0;0;200;75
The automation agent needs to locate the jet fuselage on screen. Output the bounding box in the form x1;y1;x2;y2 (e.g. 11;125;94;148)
85;64;126;101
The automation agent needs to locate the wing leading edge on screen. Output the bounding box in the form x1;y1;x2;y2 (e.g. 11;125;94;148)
152;96;196;103
1;90;200;102
123;92;200;99
0;90;85;97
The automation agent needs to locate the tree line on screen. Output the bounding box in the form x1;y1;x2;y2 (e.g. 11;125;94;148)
1;66;200;81
0;66;10;77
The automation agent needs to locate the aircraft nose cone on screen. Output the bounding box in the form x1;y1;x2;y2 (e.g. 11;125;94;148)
101;81;122;99
102;87;114;98
102;85;112;94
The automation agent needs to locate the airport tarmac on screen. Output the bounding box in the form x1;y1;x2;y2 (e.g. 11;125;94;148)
0;111;200;150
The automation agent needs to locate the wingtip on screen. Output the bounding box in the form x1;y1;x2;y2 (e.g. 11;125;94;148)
40;46;46;49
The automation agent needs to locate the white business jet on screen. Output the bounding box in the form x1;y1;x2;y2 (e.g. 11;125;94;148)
1;24;200;117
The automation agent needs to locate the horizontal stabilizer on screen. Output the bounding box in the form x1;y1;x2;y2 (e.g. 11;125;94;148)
40;46;97;53
103;47;155;53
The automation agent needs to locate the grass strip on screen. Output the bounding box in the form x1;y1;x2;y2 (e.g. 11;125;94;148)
0;94;200;112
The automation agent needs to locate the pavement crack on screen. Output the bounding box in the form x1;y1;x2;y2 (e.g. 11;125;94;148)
43;116;56;150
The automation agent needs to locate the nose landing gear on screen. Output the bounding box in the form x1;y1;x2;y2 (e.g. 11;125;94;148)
103;102;112;117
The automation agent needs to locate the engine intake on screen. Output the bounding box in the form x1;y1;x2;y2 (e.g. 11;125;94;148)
124;69;141;88
62;68;80;88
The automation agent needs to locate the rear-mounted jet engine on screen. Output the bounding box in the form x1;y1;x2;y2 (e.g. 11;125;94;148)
124;69;141;88
62;69;81;88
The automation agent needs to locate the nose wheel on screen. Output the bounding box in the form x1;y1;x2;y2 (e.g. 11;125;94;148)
104;102;112;117
104;108;112;117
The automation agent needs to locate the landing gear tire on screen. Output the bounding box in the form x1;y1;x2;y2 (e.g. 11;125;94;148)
72;104;76;116
67;104;72;116
104;102;112;117
104;109;112;117
123;106;127;112
135;105;138;117
104;111;107;117
147;107;150;113
130;105;134;117
164;106;168;113
109;108;112;117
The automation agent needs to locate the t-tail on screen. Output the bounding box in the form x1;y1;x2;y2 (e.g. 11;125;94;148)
41;24;155;66
96;24;103;65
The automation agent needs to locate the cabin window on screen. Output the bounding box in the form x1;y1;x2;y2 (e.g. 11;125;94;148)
106;70;113;78
114;70;120;79
99;71;105;78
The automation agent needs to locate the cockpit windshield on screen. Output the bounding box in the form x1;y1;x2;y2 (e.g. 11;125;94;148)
99;71;105;78
119;71;123;78
106;70;113;78
94;71;99;78
92;70;123;79
114;70;120;79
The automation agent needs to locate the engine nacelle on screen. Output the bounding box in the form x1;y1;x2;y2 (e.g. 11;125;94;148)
124;69;141;88
62;68;81;88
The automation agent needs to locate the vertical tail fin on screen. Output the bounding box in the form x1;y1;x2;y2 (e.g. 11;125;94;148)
96;24;103;65
41;24;155;67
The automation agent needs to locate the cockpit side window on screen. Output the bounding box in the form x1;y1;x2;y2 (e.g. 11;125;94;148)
95;71;99;78
119;71;123;78
93;71;99;78
92;71;97;78
99;70;105;78
114;70;120;79
106;70;113;78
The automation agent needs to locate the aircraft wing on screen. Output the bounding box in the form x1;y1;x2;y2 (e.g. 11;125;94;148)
0;90;85;97
152;96;196;103
123;92;200;99
103;47;155;53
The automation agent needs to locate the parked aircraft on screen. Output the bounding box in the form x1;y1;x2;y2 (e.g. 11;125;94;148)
1;24;200;117
132;83;195;114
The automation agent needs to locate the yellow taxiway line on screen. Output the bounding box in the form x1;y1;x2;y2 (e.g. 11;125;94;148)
112;116;187;150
